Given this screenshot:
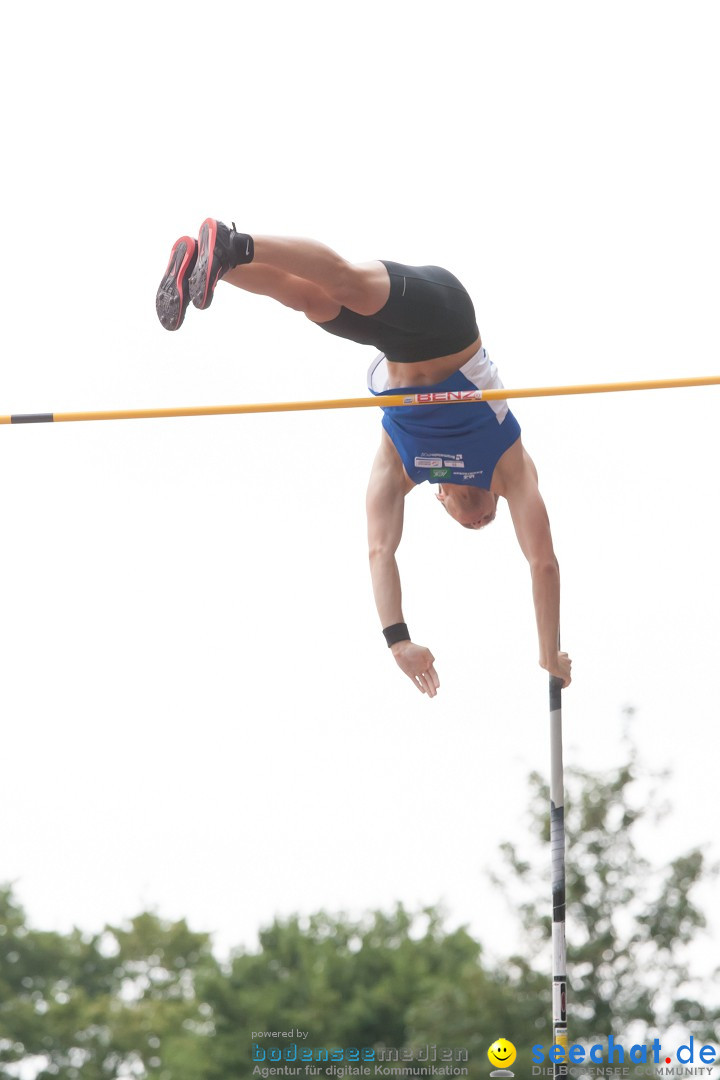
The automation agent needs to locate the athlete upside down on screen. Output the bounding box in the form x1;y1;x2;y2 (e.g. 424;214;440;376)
156;220;572;696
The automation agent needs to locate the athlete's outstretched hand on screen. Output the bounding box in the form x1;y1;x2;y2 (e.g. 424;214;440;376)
391;641;440;697
542;650;572;688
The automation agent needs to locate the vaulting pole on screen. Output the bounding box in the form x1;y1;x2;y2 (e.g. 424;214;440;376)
549;672;568;1079
1;373;719;426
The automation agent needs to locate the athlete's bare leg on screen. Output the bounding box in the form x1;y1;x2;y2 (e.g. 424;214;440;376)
223;263;340;323
224;236;390;317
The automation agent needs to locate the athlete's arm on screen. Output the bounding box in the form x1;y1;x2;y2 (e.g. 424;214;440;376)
500;445;572;687
366;431;440;697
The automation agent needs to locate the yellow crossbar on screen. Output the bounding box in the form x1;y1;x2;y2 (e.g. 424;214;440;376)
2;374;718;425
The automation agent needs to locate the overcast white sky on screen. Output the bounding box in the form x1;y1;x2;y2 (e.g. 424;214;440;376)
1;0;718;992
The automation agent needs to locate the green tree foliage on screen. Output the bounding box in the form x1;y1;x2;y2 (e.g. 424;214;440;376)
0;890;216;1079
200;905;496;1079
492;738;720;1045
1;741;717;1079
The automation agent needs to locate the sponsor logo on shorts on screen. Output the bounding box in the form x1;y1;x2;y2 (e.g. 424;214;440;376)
430;468;452;479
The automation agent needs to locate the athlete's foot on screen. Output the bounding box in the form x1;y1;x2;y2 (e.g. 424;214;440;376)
156;236;198;331
189;219;254;310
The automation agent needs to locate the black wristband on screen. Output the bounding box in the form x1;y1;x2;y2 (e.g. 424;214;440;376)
383;622;410;647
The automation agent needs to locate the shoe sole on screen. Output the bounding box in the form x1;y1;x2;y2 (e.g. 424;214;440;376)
189;218;222;310
156;237;197;331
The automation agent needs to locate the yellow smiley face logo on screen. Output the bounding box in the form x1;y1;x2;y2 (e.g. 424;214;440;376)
488;1039;517;1069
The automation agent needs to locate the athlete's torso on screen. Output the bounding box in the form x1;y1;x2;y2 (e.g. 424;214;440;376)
383;336;485;386
368;347;521;490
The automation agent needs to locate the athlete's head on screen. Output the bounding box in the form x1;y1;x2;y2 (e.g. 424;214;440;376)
435;484;498;530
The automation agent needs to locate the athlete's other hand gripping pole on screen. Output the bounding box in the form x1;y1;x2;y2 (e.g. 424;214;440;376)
549;671;568;1079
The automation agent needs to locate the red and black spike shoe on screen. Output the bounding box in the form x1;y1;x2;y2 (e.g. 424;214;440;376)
155;236;198;331
189;218;254;310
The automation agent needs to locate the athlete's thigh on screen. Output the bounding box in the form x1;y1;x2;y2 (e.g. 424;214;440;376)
223;264;339;319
